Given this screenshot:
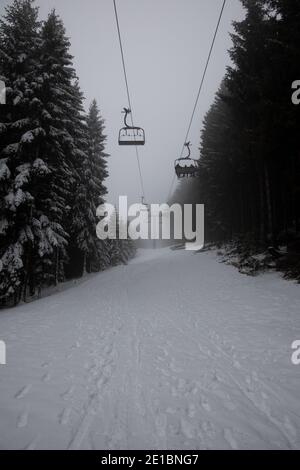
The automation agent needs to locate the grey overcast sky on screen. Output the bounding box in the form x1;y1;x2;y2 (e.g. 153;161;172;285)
0;0;245;206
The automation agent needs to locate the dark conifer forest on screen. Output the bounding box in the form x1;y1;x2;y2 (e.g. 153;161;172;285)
172;0;300;279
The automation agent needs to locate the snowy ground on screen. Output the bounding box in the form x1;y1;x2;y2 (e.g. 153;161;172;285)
0;248;300;450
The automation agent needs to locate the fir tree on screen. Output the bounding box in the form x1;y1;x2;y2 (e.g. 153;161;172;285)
73;99;109;274
0;0;47;303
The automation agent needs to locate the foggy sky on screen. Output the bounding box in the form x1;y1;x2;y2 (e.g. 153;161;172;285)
0;0;245;206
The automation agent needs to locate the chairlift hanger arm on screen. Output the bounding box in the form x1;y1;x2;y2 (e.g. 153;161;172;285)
122;107;131;128
176;142;192;162
184;141;191;159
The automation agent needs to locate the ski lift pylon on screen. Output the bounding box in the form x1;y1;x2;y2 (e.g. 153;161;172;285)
174;142;199;178
118;108;145;146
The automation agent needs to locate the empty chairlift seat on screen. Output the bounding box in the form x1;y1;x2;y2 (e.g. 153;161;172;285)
118;108;145;146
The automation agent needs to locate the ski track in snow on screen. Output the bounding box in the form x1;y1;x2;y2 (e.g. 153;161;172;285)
0;248;300;449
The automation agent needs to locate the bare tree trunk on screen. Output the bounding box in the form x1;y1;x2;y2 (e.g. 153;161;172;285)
55;247;59;286
264;163;273;243
22;248;30;302
259;170;265;245
83;253;87;276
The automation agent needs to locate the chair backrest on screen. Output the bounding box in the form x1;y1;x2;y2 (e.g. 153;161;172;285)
119;127;145;145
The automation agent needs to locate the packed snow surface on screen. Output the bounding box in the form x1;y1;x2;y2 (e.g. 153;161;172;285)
0;248;300;450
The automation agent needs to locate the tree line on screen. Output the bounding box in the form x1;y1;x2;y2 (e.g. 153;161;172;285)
172;0;300;279
0;0;135;306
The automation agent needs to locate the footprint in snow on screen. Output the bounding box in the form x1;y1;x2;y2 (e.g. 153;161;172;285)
246;375;260;394
201;420;215;439
252;371;259;381
155;414;167;438
224;428;239;450
24;438;39;450
166;407;176;415
214;389;236;411
284;416;298;441
233;359;242;369
177;378;186;391
103;364;112;377
42;372;51;383
181;418;195;440
17;408;29;428
15;384;32;400
59;407;72;425
61;385;74;400
200;397;211;412
170;359;182;373
97;375;109;389
187;403;196;418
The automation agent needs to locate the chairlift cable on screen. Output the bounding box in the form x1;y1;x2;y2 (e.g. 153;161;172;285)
167;173;176;202
167;0;227;199
179;0;227;158
113;0;146;200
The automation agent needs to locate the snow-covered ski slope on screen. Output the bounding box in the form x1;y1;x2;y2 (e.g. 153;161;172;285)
0;248;300;450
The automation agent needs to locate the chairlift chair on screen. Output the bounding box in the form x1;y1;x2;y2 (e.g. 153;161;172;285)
174;142;199;178
118;108;145;146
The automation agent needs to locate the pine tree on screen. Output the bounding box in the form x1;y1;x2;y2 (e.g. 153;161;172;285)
76;99;109;273
88;100;111;272
0;0;48;304
38;10;85;284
